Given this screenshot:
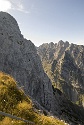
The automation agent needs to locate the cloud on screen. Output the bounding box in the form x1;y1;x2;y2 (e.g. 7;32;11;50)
11;0;29;13
0;0;29;13
0;0;11;11
18;4;29;13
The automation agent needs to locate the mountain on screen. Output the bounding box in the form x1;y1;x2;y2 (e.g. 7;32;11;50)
0;12;84;124
0;11;55;113
37;41;84;107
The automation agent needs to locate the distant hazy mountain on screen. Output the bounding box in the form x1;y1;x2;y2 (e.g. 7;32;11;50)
0;12;84;124
37;41;84;107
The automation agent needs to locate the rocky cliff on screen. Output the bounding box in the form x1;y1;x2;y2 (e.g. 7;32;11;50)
0;12;84;124
37;41;84;107
0;11;55;113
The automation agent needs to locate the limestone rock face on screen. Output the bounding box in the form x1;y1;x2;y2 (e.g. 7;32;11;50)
37;41;84;107
0;12;55;112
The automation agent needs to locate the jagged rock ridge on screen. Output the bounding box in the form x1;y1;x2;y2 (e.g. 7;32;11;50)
37;41;84;107
0;12;84;124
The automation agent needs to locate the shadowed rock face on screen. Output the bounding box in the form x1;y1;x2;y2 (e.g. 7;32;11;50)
37;41;84;107
0;12;84;125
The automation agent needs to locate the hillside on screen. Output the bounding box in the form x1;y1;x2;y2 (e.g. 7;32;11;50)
37;41;84;107
0;72;66;125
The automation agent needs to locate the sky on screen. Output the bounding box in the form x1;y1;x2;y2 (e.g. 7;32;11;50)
0;0;84;46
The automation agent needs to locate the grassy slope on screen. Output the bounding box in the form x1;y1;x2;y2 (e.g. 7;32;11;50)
0;72;65;125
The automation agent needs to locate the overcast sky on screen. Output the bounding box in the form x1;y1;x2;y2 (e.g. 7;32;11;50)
0;0;84;46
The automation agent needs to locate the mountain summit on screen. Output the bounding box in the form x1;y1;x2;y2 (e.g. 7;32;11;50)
37;41;84;107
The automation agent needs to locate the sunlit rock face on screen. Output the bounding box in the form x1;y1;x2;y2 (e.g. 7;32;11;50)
37;41;84;107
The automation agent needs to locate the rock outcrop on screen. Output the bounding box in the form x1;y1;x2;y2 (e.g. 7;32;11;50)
37;41;84;107
0;12;84;124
